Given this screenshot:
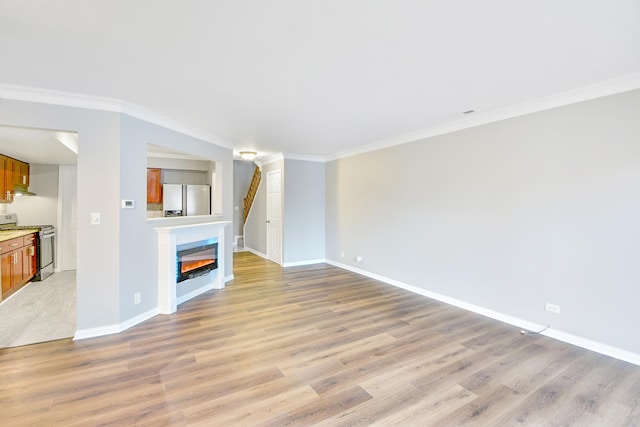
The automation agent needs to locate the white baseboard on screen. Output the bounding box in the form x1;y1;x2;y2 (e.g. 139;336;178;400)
325;259;640;366
225;274;234;283
242;248;326;267
244;246;267;259
177;283;216;306
74;307;159;341
75;274;234;341
282;258;327;268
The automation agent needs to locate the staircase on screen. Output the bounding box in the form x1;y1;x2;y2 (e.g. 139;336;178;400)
243;165;261;224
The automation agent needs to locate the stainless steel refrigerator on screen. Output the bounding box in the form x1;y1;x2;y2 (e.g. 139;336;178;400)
163;184;211;216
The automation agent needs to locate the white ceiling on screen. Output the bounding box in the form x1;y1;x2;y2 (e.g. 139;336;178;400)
0;0;639;160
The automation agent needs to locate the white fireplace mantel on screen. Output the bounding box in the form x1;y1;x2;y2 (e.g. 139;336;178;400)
154;220;230;314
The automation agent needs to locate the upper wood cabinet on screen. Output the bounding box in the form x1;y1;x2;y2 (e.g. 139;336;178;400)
147;168;162;203
2;156;14;203
18;162;29;187
0;155;31;203
0;155;7;203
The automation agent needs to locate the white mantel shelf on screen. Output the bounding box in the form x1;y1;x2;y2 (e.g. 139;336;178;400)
155;220;230;314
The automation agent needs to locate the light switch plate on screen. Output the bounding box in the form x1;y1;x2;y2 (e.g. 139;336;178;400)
90;212;101;225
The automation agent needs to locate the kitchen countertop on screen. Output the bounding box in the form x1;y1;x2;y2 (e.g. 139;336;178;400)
0;229;39;243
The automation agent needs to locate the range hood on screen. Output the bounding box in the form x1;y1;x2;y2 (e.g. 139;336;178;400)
13;183;36;197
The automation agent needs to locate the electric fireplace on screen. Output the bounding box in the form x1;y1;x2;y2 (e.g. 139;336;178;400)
176;238;218;283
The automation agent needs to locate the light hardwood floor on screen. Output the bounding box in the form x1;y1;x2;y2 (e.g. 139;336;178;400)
1;252;638;426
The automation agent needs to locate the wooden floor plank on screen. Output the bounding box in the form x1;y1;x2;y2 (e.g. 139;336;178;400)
1;251;638;425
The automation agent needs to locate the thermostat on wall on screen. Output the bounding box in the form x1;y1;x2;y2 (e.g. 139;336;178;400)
121;200;135;209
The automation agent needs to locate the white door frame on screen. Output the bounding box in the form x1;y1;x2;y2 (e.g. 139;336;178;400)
57;165;77;271
266;169;282;265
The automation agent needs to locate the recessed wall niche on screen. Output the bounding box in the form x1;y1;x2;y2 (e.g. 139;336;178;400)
146;144;222;219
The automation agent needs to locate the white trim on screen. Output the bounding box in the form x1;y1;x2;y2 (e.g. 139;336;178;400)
73;308;159;340
543;329;640;367
0;83;234;150
155;221;230;314
282;258;327;267
325;259;640;366
244;246;268;259
176;283;216;306
74;272;235;342
3;74;639;162
56;166;64;273
74;325;121;341
283;153;326;162
326;72;640;161
225;274;234;283
119;308;160;333
260;153;284;166
234;235;243;246
0;84;122;111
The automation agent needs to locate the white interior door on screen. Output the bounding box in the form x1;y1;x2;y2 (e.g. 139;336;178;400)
266;169;282;264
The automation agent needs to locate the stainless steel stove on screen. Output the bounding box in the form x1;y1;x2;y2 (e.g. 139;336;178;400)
0;213;55;281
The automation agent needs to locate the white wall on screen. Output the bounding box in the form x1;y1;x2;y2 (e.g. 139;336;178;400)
0;99;122;331
11;164;59;227
283;159;325;264
326;89;640;357
244;158;326;265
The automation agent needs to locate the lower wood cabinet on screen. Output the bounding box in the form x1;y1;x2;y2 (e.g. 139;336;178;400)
1;234;36;300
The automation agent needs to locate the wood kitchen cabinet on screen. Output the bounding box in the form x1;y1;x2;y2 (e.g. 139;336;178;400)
147;168;162;203
2;155;13;202
0;155;30;203
0;155;7;203
23;234;36;280
18;161;29;187
11;158;29;188
1;234;35;300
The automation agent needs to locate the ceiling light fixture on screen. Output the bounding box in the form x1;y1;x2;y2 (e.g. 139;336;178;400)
239;151;258;161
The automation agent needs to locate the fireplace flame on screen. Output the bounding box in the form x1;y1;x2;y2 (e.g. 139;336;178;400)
181;259;215;274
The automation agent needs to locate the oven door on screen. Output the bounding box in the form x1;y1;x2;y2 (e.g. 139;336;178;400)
34;232;55;281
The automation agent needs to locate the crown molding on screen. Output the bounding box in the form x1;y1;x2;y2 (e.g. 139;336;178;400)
260;153;285;166
0;83;123;112
4;72;639;162
327;72;640;161
0;83;234;150
283;153;327;162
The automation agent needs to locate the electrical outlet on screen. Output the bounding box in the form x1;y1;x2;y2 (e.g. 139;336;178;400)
355;256;362;262
341;251;345;258
134;292;141;305
545;302;560;314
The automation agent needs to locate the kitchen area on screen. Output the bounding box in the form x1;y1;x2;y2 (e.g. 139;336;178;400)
0;126;78;348
0;153;68;303
0;157;52;301
0;129;221;348
146;145;218;219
